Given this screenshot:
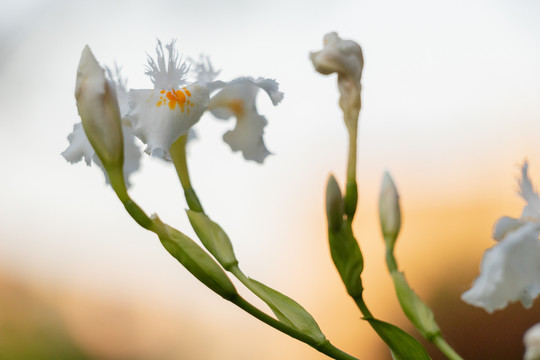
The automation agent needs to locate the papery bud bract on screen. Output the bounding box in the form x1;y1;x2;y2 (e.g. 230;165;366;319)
379;171;402;242
326;174;344;231
75;46;124;171
524;323;540;360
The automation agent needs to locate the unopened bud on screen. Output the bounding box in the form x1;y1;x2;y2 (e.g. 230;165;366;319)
309;32;364;85
326;174;344;231
75;46;124;172
379;171;401;241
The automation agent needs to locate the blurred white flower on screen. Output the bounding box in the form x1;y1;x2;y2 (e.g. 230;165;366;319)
310;32;363;132
524;323;540;360
128;40;209;160
310;32;363;85
462;162;540;313
208;77;283;163
62;53;141;188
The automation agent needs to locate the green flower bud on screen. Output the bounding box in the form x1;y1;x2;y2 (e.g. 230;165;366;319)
326;174;344;231
75;46;124;172
379;171;401;242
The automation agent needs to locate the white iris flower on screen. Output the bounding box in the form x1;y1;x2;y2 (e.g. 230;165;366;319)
62;49;141;188
462;162;540;313
128;40;209;160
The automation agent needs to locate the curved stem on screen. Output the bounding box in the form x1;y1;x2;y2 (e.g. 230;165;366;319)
170;135;204;212
233;296;359;360
384;235;463;360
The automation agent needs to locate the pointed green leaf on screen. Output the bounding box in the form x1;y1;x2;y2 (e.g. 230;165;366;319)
187;210;238;270
246;278;326;345
364;318;431;360
391;271;440;340
156;220;237;301
328;225;364;297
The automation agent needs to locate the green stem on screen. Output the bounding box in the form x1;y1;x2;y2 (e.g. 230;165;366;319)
170;135;204;212
231;274;360;360
432;336;463;360
352;296;373;319
384;235;463;360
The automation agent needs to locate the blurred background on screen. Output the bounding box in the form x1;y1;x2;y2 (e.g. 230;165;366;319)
1;0;540;358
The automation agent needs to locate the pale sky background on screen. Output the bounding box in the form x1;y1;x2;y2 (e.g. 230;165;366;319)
1;0;540;359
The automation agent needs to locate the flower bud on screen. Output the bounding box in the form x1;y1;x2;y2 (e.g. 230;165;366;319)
309;32;364;85
379;171;402;241
524;323;540;360
310;32;364;135
75;46;124;171
326;174;344;231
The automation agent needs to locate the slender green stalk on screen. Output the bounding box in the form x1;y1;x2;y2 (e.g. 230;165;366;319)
433;336;463;360
170;135;204;213
352;296;373;319
384;236;463;360
233;295;359;360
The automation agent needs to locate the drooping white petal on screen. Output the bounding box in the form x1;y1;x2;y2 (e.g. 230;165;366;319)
208;77;282;163
223;111;270;163
524;323;540;360
128;83;209;159
461;222;540;313
493;216;522;241
62;123;141;188
62;123;95;166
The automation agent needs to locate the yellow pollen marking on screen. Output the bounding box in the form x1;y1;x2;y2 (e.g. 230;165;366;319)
185;89;191;97
158;88;188;112
160;90;165;94
228;99;244;116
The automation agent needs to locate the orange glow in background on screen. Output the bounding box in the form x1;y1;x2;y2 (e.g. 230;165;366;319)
1;1;540;359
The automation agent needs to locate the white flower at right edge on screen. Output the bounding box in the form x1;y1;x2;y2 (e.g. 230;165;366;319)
207;77;284;163
525;323;540;360
462;162;540;313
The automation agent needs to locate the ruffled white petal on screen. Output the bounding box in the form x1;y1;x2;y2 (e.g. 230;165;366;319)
128;83;209;159
223;111;270;163
62;123;141;188
62;123;95;166
493;216;522;242
462;222;540;313
208;77;282;163
519;161;540;220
